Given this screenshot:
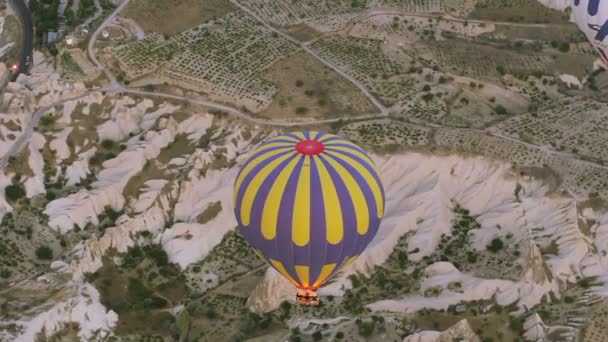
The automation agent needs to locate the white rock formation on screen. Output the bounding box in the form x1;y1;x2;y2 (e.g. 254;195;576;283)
250;152;604;312
403;319;480;342
2;282;117;341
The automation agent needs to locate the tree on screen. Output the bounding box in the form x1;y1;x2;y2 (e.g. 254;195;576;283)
312;331;323;341
295;80;304;87
487;238;504;253
335;331;344;339
35;246;54;260
494;105;508;115
101;139;114;149
5;184;25;202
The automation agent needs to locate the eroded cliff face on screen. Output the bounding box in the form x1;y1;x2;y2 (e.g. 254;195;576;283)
403;319;480;342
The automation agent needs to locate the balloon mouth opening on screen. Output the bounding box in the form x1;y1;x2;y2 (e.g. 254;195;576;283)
295;140;325;155
296;286;319;292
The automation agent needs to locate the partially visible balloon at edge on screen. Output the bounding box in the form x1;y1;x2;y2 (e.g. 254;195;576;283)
572;0;608;65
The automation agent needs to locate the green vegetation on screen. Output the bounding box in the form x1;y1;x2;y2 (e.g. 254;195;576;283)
35;246;53;260
494;105;508;115
5;184;25;202
29;0;61;41
487;238;505;253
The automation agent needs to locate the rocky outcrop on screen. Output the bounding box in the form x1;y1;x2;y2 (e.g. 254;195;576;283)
403;319;480;342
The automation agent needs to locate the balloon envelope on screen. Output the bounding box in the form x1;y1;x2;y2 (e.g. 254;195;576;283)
572;0;608;64
233;131;385;290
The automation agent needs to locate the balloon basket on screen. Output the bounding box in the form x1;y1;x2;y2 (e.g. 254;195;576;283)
295;290;320;306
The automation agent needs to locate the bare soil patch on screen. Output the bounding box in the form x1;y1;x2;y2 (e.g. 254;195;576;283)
260;52;376;119
122;0;235;35
285;23;322;42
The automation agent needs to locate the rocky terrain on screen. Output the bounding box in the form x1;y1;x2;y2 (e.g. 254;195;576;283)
1;0;608;341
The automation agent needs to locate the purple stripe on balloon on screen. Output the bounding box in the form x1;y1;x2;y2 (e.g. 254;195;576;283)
285;132;304;141
243;154;300;269
315;131;328;140
325;146;385;205
275;156;304;286
234;150;295;221
306;156;327;286
317;155;358;267
329;152;382;256
236;145;295;178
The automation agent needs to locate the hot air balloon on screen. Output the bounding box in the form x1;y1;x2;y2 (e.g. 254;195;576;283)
233;131;385;305
572;0;608;65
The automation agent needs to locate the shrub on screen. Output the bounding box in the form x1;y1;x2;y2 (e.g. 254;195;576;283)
295;80;304;87
312;331;323;341
101;139;115;149
295;106;309;115
494;105;508;115
5;184;25;202
35;246;54;260
487;238;504;253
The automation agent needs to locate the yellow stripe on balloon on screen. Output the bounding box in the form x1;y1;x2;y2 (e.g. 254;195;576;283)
233;144;294;204
318;134;338;142
270;259;300;287
325;150;384;219
324;143;378;173
312;263;337;288
261;155;301;240
295;265;310;288
292;156;311;246
240;152;296;226
309;131;319;140
292;131;306;140
321;154;370;235
314;156;344;245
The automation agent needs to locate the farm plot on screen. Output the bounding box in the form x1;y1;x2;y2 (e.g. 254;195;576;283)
434;128;608;199
412;39;554;81
311;35;415;106
349;14;494;44
260;51;376;119
368;0;476;16
112;33;179;79
233;0;362;27
490;99;607;154
396;88;448;123
122;0;235;35
339;119;430;147
112;12;299;112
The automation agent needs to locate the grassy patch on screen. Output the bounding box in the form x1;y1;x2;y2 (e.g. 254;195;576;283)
123;0;235;35
469;0;569;24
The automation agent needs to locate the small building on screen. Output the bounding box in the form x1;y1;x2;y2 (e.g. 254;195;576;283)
43;32;59;45
65;35;76;46
455;305;467;313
